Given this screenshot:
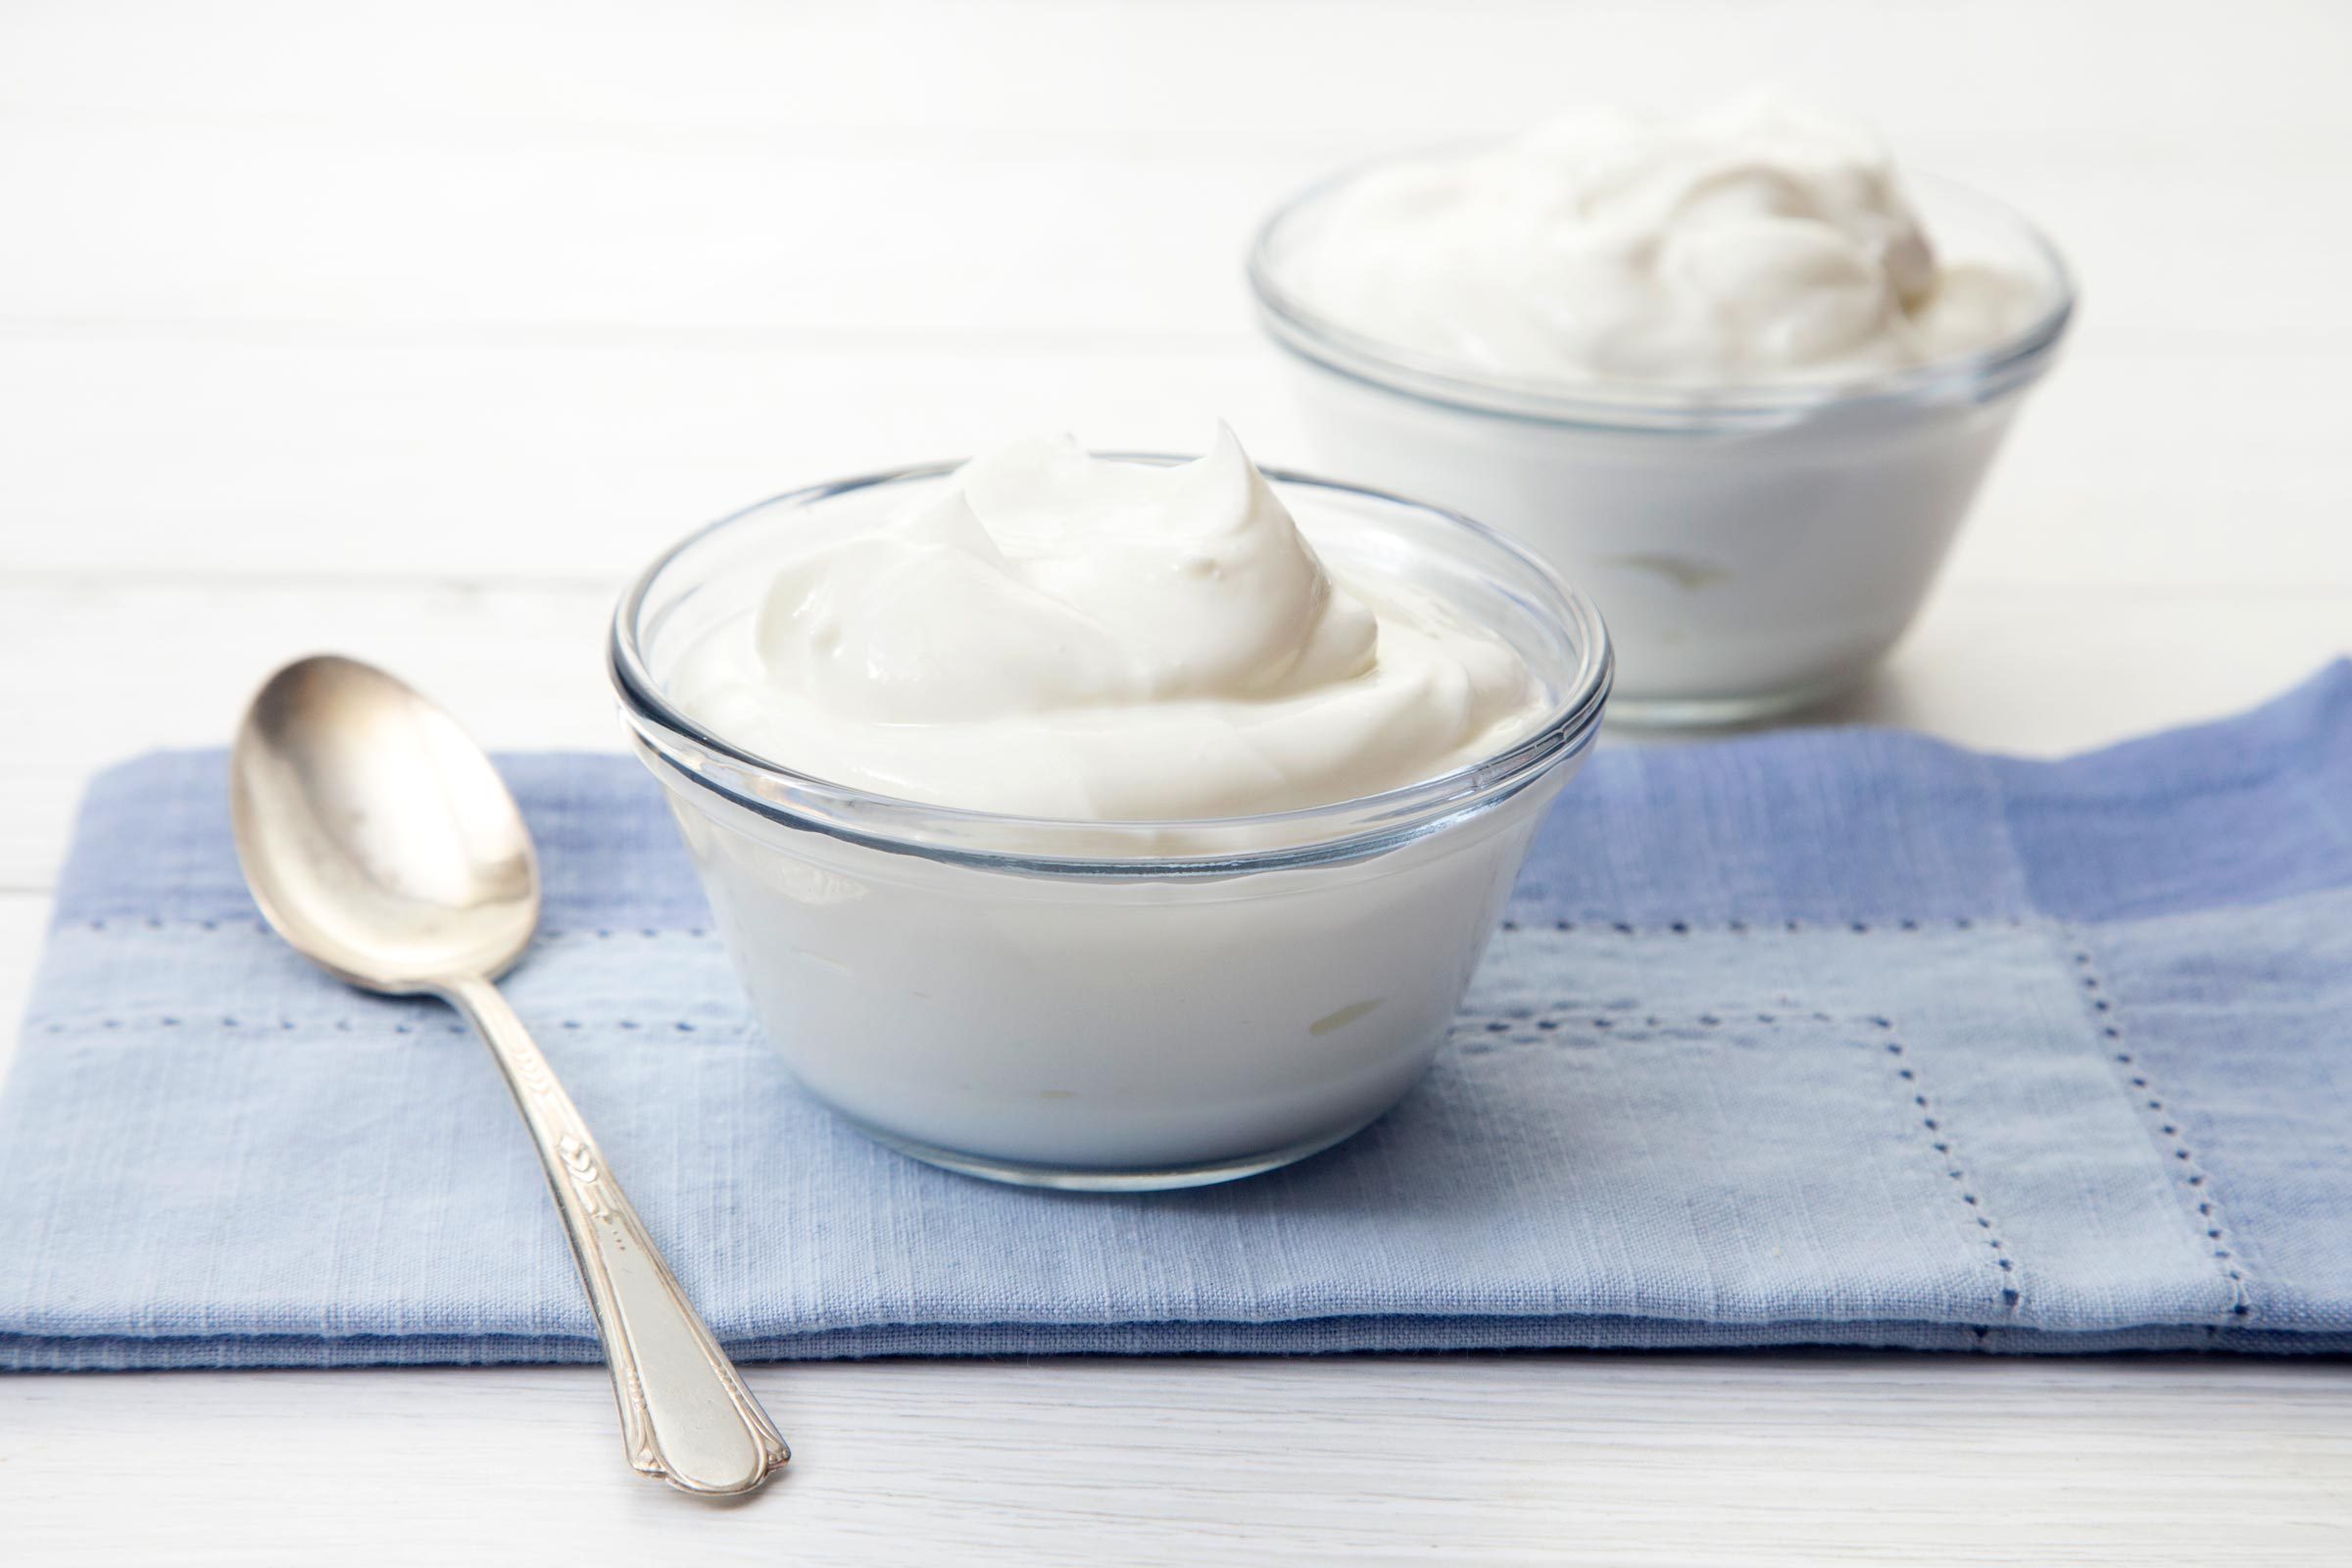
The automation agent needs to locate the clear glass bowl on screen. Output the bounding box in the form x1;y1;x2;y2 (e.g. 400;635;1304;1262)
1250;152;2077;727
611;460;1612;1189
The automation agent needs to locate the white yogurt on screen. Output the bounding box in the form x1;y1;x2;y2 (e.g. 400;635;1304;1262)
1252;98;2072;723
1280;94;2042;388
668;428;1547;821
617;446;1609;1186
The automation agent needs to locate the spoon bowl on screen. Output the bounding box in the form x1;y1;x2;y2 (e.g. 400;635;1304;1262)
231;655;536;993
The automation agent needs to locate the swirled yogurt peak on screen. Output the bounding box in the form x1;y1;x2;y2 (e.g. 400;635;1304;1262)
667;428;1549;820
1275;93;2045;386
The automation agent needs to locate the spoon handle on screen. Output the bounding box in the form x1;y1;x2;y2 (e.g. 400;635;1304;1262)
443;975;789;1496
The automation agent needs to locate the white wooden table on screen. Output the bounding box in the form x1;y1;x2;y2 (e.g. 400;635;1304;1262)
4;4;2349;1561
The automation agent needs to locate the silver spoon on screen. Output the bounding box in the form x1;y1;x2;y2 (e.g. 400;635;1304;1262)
228;654;788;1497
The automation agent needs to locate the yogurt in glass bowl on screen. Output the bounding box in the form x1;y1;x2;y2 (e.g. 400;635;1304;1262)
611;430;1611;1189
1250;95;2075;726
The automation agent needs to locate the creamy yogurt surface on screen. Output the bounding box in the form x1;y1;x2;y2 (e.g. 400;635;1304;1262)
1275;94;2044;387
668;429;1548;820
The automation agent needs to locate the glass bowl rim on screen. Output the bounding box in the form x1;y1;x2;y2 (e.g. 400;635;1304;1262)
609;455;1614;878
1247;144;2079;433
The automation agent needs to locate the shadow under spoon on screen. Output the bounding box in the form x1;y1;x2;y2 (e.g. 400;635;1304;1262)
227;653;788;1497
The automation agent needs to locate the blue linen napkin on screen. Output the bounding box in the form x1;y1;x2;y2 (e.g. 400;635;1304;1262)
4;664;2349;1370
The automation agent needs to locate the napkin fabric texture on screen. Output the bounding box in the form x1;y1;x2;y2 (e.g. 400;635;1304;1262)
4;665;2350;1370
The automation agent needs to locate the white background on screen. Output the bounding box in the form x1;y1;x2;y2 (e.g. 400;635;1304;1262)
2;2;2348;1561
